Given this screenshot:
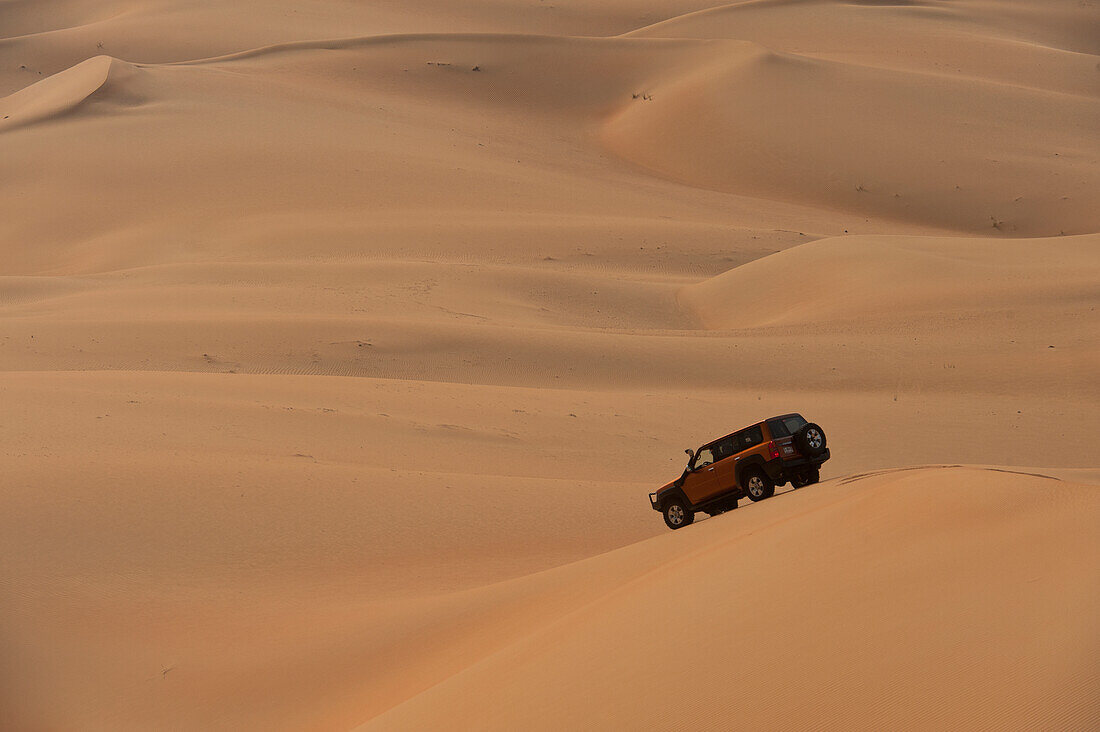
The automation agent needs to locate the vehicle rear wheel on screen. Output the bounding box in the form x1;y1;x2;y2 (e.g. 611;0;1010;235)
662;496;694;530
794;423;827;458
744;468;775;502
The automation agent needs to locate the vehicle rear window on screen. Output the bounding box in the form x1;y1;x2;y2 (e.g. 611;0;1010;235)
770;413;805;435
769;415;807;437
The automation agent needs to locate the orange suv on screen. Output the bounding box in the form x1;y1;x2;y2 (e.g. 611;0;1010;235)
649;414;829;529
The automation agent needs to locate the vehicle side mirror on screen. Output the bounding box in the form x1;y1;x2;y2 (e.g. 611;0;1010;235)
684;448;695;467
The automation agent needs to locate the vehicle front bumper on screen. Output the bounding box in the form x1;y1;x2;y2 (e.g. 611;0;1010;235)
649;492;660;510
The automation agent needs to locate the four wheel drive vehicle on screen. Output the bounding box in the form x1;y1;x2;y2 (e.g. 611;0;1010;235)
649;414;829;530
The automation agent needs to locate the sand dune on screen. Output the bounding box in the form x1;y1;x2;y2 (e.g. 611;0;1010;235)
363;467;1100;731
3;441;1096;727
604;45;1099;234
682;232;1100;327
0;54;141;129
2;0;1098;728
627;0;1100;61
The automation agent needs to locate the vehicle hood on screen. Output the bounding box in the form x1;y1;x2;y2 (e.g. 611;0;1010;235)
656;471;687;495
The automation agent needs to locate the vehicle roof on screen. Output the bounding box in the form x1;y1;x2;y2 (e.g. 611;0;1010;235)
698;414;803;448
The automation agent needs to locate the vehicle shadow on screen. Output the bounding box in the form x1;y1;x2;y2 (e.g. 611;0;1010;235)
697;482;818;521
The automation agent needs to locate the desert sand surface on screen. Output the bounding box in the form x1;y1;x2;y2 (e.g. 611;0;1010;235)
2;0;1099;729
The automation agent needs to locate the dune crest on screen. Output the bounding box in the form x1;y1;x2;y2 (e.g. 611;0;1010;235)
0;54;141;130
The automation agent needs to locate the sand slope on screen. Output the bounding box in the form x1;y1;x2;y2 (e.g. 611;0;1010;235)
604;46;1100;234
363;467;1100;731
0;54;132;129
2;0;1099;728
3;445;1096;728
682;232;1100;328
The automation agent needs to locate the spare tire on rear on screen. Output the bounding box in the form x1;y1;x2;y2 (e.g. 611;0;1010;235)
795;423;827;457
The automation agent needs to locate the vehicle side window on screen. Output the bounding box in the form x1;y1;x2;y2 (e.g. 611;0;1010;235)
735;425;764;450
712;437;737;461
694;447;715;468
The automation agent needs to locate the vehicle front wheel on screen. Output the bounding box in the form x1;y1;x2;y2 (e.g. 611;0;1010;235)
662;496;694;530
744;468;775;502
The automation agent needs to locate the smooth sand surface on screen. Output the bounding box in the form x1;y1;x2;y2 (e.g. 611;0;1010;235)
2;0;1098;729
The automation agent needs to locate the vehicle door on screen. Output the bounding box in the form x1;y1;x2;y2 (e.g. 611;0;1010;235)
680;444;719;504
728;425;766;485
708;436;740;496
